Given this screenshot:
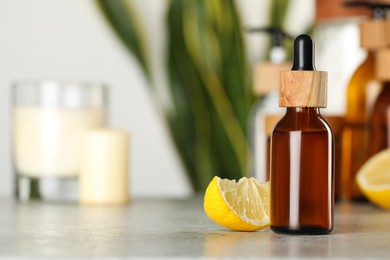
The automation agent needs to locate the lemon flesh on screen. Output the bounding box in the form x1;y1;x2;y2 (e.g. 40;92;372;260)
204;176;270;231
357;149;390;209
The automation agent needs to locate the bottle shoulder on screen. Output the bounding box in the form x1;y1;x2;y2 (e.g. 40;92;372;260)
273;111;332;134
347;55;376;90
373;86;390;111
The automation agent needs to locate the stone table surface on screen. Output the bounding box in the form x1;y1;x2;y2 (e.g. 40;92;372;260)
0;198;389;259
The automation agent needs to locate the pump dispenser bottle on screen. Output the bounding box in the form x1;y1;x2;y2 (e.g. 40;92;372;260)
248;28;291;182
270;35;333;235
342;2;390;200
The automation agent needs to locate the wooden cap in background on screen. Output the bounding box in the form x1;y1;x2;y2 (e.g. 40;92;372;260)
376;48;390;81
360;20;389;49
387;21;390;45
253;62;292;96
280;71;328;107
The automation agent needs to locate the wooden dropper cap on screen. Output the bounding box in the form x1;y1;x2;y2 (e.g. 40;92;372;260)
280;35;327;108
345;1;390;49
376;48;390;81
360;19;389;49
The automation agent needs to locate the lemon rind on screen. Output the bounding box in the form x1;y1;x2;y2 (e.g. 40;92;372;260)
357;149;390;191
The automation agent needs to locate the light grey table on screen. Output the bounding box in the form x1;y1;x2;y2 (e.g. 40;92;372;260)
0;198;389;259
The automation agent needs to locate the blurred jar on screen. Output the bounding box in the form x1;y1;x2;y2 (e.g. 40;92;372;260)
12;81;107;202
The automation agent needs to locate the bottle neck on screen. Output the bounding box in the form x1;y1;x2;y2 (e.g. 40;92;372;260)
283;107;324;129
286;107;321;115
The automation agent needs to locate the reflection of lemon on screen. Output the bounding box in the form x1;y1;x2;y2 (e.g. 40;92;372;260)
357;149;390;209
204;176;270;231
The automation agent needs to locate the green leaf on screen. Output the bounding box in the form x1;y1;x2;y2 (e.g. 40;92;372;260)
97;0;252;191
167;0;252;189
96;0;151;80
167;0;215;190
270;0;290;29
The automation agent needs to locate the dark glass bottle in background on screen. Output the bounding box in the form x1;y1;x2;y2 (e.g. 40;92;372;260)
369;49;390;156
270;35;334;235
370;84;390;154
341;1;390;201
342;52;378;200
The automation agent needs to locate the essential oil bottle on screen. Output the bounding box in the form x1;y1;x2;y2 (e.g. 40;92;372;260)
270;35;334;235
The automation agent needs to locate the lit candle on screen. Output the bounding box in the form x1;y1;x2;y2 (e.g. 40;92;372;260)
80;129;130;205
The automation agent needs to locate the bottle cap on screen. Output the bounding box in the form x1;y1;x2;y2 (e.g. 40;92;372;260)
376;48;390;81
387;21;390;46
247;27;293;96
345;1;390;49
360;20;389;49
253;62;291;96
280;34;327;107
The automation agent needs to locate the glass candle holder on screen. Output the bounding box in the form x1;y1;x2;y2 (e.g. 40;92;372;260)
12;81;107;201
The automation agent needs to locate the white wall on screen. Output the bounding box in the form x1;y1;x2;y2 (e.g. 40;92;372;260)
0;0;362;198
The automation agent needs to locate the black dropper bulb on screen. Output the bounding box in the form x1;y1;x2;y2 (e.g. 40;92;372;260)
291;34;316;71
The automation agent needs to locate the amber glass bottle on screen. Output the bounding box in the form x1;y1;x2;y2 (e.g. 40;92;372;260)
369;49;390;156
270;35;334;235
342;52;380;200
341;11;388;200
370;84;390;154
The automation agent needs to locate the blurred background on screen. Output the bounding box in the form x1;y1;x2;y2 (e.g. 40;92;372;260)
0;0;369;198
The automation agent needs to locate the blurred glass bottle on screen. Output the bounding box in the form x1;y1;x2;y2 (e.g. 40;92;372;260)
324;116;343;200
12;81;107;202
342;2;390;200
248;28;291;182
369;49;390;156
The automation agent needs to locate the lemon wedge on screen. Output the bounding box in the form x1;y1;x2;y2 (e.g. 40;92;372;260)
357;149;390;209
204;176;270;231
